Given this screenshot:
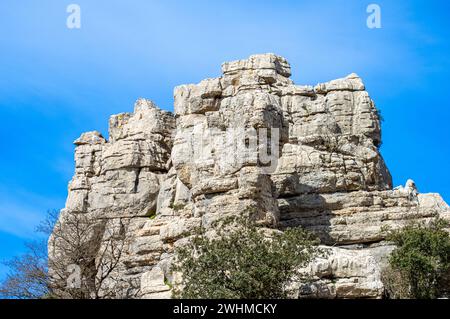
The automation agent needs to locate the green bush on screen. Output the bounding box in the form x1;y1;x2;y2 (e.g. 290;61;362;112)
172;216;322;299
383;218;450;299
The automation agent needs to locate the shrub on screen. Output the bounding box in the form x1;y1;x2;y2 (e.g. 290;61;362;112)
383;218;450;299
0;210;58;299
0;240;50;299
172;216;322;299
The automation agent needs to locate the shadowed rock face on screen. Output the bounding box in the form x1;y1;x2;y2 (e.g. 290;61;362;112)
50;54;450;299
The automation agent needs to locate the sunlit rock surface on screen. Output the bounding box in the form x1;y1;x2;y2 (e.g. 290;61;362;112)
50;54;450;299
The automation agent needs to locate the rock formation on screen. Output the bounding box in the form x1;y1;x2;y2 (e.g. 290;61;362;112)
49;54;450;299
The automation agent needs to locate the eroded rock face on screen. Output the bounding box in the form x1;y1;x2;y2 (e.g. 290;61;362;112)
49;99;175;297
50;54;450;299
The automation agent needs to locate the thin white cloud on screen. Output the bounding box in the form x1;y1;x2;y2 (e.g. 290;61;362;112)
0;187;64;239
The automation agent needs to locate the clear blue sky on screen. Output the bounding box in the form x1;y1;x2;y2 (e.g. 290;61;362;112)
1;0;449;279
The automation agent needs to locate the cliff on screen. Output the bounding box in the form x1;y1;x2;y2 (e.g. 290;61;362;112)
49;54;450;298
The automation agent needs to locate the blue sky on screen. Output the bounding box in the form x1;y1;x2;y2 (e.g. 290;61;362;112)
1;0;449;279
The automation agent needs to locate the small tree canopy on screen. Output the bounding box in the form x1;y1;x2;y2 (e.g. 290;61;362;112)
172;216;322;299
383;218;450;299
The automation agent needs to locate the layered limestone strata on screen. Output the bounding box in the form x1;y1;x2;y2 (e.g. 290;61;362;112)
50;54;450;299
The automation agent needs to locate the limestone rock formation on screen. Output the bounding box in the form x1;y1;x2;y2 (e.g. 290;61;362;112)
49;54;450;299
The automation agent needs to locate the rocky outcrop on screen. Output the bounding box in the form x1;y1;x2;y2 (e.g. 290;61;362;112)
50;54;450;299
49;99;175;297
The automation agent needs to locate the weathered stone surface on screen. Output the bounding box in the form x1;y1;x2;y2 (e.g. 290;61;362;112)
49;98;176;298
296;245;393;299
50;54;450;299
141;266;171;299
278;186;447;245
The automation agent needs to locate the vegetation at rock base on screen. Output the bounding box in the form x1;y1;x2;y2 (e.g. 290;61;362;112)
172;216;323;299
382;218;450;299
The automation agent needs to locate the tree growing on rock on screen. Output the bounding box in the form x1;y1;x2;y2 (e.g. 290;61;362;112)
172;215;323;299
0;210;126;299
48;211;126;299
382;218;450;299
